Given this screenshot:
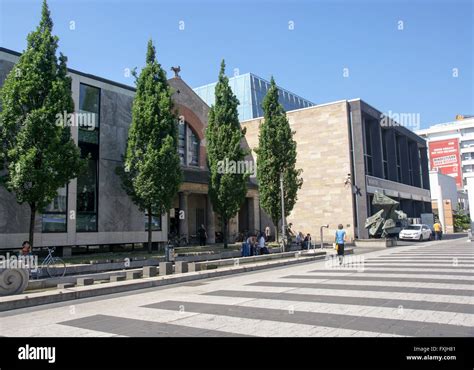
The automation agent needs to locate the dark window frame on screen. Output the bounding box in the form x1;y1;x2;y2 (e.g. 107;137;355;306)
41;185;69;233
77;82;100;233
78;83;100;145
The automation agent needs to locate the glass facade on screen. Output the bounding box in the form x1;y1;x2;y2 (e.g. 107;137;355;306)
178;121;200;167
145;211;162;231
193;73;314;121
42;186;68;232
77;83;100;232
78;83;100;144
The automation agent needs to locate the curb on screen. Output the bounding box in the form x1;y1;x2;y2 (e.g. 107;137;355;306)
0;253;326;312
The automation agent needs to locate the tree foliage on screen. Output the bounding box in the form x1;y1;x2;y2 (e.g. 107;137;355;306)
256;77;303;238
118;39;182;253
206;60;248;247
0;0;85;247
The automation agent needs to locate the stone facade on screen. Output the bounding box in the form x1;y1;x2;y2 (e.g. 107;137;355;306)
242;99;431;243
0;48;261;250
242;101;355;243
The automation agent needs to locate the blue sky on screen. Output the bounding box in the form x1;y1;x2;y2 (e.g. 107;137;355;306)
0;0;472;128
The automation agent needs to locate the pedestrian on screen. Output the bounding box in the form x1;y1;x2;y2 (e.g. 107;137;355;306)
265;226;271;242
246;234;254;256
335;224;346;265
258;232;269;254
296;232;304;248
197;224;207;246
433;221;442;241
20;241;32;257
303;233;312;250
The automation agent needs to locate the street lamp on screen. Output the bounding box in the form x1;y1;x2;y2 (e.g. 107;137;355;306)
280;172;286;252
320;224;329;249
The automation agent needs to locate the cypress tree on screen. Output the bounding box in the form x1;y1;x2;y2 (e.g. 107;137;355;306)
0;0;86;247
256;77;303;240
206;60;248;248
119;39;182;254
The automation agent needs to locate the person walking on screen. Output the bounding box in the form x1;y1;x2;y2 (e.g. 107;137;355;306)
335;224;346;265
433;221;443;241
197;224;207;246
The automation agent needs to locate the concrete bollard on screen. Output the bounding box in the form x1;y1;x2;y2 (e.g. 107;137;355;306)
76;278;94;286
159;262;173;275
126;271;142;280
188;262;202;272
57;283;75;289
143;266;157;278
110;275;126;282
175;261;188;274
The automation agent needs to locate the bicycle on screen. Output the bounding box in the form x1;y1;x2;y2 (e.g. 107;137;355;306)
34;247;67;279
168;233;188;248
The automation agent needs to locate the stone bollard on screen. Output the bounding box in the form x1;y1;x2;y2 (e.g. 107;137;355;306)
143;266;157;278
110;275;126;282
126;271;142;280
57;283;75;289
188;262;202;272
159;262;173;275
76;277;94;286
175;261;188;274
0;268;29;296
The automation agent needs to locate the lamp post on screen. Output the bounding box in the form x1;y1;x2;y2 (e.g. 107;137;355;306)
320;224;329;249
280;172;286;252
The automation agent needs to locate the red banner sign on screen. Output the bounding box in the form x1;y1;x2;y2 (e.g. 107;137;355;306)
429;138;462;188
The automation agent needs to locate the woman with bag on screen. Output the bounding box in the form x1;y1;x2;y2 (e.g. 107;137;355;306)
335;224;346;265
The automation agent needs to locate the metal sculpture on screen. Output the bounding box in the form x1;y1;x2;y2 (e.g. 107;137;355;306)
364;192;407;238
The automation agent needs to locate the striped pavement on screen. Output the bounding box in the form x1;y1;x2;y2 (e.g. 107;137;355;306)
0;238;473;337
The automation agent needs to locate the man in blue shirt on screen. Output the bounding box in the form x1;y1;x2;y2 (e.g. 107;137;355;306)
335;224;346;265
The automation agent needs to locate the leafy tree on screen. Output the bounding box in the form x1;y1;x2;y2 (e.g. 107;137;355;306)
0;0;85;247
256;77;303;240
206;60;248;248
118;40;182;253
453;205;471;232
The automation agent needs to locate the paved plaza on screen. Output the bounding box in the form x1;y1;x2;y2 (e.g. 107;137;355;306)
1;237;473;337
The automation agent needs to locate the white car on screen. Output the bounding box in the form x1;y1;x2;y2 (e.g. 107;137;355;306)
399;224;432;241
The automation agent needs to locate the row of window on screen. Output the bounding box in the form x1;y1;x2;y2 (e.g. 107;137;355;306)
364;119;423;187
42;82;192;233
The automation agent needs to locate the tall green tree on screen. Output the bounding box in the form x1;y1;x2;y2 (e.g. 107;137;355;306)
256;77;303;240
206;60;249;248
119;39;182;254
0;0;85;247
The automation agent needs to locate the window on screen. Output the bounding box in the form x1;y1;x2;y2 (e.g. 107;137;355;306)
178;121;186;165
187;128;199;166
77;84;100;232
408;142;414;185
395;135;402;181
178;121;200;167
145;211;162;231
78;84;100;144
364;120;373;176
42;186;67;232
382;131;389;179
76;147;98;232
